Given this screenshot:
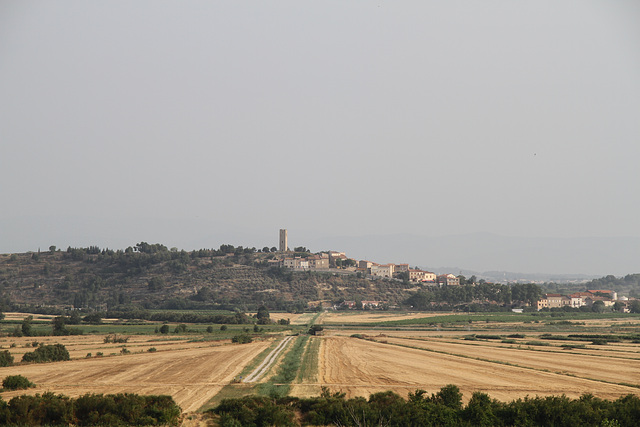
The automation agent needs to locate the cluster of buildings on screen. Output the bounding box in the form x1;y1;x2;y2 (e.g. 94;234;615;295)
536;289;626;311
273;229;459;286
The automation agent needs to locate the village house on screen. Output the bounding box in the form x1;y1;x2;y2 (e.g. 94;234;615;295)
358;260;374;270
307;255;329;269
436;274;460;286
328;251;347;267
409;269;437;283
283;257;309;270
394;264;410;272
536;293;569;310
370;264;394;278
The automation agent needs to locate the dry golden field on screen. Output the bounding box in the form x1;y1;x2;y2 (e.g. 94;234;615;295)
1;309;639;423
0;335;270;413
319;311;461;324
296;335;639;403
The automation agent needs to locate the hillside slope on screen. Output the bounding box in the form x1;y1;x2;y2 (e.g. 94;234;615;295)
0;246;413;311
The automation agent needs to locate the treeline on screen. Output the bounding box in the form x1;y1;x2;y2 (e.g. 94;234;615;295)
213;385;640;427
404;283;542;311
0;392;180;426
105;309;252;324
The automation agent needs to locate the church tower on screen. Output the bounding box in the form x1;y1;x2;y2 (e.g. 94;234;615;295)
279;229;288;252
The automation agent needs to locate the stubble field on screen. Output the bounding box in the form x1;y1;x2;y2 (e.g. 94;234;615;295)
1;310;639;422
0;335;270;412
299;334;639;403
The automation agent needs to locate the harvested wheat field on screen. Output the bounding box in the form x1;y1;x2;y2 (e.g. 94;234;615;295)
299;336;639;403
373;336;640;385
0;338;270;412
265;312;305;324
320;311;459;324
0;334;231;361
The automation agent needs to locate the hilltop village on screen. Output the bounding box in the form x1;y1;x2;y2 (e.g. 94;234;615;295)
273;230;636;312
272;230;459;280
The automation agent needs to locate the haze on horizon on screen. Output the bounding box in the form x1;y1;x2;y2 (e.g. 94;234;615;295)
1;1;639;276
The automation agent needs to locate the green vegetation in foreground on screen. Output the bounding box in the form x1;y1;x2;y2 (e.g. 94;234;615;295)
212;385;640;427
372;312;640;327
1;375;35;391
0;392;180;426
257;335;309;398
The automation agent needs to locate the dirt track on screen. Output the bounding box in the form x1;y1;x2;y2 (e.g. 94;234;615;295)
305;336;639;403
244;336;294;382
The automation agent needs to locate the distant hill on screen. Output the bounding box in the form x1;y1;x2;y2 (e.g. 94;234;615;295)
0;245;415;312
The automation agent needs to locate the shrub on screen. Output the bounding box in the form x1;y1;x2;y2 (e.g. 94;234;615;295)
231;334;253;344
22;344;70;363
206;326;214;333
0;350;14;367
2;375;35;390
147;347;157;353
220;325;228;331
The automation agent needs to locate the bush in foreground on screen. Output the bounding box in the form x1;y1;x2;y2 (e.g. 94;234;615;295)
2;375;35;391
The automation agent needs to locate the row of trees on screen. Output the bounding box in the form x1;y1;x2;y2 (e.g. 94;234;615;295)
213;385;640;426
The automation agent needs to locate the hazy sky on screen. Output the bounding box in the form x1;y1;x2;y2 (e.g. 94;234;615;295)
1;1;639;273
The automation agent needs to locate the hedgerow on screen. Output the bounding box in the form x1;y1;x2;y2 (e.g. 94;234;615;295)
213;385;640;427
0;392;181;426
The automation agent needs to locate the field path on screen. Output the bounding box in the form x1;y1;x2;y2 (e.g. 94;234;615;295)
243;336;294;383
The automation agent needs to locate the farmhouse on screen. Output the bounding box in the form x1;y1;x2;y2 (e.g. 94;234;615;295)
538;290;618;310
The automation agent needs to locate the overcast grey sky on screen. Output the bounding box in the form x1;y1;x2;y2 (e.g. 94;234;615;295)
1;1;639;274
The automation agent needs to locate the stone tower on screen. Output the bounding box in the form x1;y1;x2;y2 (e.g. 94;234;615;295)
279;229;288;252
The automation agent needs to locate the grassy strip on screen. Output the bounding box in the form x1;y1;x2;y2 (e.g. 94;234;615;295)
297;336;321;383
370;337;640;390
257;335;309;398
